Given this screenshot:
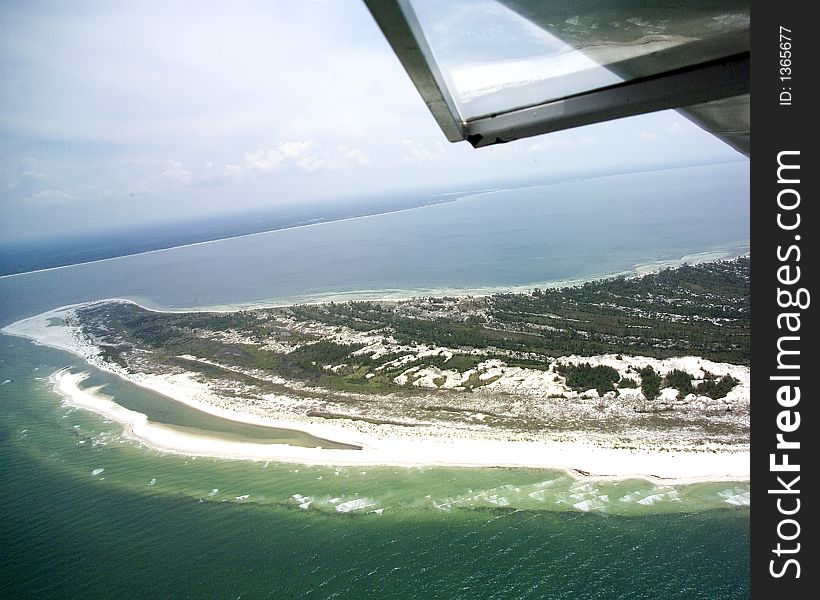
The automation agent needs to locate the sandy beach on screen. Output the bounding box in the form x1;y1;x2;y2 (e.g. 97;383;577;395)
4;302;750;482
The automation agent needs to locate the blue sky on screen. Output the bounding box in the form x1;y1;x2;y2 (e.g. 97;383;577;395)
1;0;746;243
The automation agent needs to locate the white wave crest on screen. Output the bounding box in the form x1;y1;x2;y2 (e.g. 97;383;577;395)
718;488;750;506
335;498;377;513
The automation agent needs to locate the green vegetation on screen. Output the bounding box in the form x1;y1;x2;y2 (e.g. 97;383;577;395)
487;258;749;364
639;366;662;401
696;374;740;400
462;371;501;391
76;258;749;399
292;257;750;365
276;341;365;381
664;369;694;399
98;344;130;371
555;362;620;395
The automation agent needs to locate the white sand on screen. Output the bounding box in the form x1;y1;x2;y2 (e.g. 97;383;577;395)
5;303;750;482
2;303;98;357
51;370;748;482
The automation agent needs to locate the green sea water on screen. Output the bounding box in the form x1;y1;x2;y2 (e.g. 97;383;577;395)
1;335;749;599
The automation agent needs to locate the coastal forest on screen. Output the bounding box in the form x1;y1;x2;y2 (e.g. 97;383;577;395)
76;258;749;402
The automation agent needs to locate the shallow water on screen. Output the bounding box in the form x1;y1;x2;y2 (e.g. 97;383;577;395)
0;334;749;598
76;367;358;449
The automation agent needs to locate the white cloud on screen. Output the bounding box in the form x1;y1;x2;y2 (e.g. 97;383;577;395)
223;163;244;180
7;169;47;189
336;145;370;167
665;122;684;135
6;157;49;190
229;140;369;178
401;139;444;164
244;141;319;174
26;189;74;205
161;159;192;184
0;1;744;241
638;131;658;140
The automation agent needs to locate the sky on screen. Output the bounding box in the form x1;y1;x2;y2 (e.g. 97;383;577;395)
1;0;746;243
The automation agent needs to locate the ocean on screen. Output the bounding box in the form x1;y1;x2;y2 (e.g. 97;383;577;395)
0;162;750;598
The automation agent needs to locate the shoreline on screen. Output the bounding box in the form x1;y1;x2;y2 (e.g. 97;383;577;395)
4;302;749;483
51;369;749;483
0;246;750;324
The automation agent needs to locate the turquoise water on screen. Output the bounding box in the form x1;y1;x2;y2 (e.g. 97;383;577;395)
0;336;749;598
0;164;750;598
76;368;358;449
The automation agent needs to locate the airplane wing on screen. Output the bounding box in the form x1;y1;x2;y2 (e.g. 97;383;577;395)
364;0;749;155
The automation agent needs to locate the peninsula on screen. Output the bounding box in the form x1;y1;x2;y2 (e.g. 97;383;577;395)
4;258;750;481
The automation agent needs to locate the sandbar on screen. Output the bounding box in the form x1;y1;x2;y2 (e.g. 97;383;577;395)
4;302;750;483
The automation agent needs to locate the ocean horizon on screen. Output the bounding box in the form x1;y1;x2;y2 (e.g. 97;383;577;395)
0;161;749;326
